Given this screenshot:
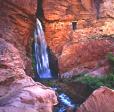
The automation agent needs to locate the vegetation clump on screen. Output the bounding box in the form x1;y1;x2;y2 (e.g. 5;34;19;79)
72;73;114;90
72;52;114;90
107;52;114;71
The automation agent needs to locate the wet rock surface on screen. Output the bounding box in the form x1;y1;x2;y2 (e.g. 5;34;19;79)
42;79;93;111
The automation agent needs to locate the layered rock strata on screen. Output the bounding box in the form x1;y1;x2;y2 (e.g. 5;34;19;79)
43;0;114;77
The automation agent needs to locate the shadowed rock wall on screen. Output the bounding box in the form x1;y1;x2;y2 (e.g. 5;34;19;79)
0;1;58;112
0;0;37;75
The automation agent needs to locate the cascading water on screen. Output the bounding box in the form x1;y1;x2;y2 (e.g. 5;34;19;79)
34;18;52;78
52;87;76;112
34;18;77;112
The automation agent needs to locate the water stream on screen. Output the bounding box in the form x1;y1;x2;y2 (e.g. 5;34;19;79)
34;19;52;78
34;18;77;112
52;86;77;112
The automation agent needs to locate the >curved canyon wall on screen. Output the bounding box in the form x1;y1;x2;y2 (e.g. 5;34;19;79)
0;0;57;112
0;0;37;75
43;0;114;77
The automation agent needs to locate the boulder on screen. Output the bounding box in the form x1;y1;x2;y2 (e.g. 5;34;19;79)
0;38;57;112
76;86;114;112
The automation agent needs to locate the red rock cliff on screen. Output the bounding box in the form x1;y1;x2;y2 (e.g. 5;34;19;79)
43;0;114;77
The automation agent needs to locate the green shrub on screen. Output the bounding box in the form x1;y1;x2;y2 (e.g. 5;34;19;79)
107;52;114;63
73;73;114;90
107;52;114;72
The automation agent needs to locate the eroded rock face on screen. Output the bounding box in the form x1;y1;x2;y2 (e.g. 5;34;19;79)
100;0;114;18
0;0;37;75
43;0;96;21
59;36;114;76
0;0;37;47
43;0;114;77
76;87;114;112
0;38;57;112
0;0;58;112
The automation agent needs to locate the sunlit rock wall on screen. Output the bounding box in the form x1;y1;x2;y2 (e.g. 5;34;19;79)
43;0;114;77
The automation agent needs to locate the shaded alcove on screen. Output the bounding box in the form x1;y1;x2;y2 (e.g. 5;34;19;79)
72;21;77;30
36;0;44;20
47;47;59;78
94;0;103;19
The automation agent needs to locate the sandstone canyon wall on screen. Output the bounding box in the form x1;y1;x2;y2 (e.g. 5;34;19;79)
0;0;37;76
43;0;114;77
0;0;57;112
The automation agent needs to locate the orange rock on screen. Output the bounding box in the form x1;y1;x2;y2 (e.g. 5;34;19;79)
45;18;114;76
43;0;114;77
43;0;96;21
59;39;114;74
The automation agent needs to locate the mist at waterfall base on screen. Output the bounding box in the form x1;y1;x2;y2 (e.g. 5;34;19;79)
33;18;77;112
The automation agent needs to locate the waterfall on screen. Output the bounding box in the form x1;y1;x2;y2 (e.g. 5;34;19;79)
34;18;52;78
33;19;77;112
